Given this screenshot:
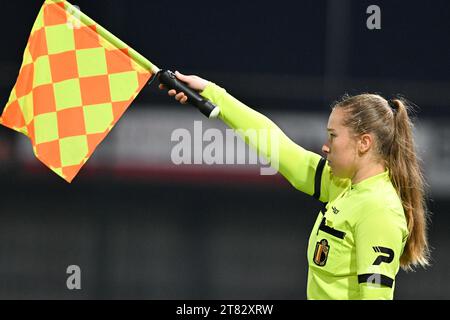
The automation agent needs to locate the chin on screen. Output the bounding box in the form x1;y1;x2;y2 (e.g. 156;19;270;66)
330;168;344;178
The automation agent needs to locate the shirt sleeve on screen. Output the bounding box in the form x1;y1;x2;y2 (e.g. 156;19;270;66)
354;202;407;300
200;82;347;203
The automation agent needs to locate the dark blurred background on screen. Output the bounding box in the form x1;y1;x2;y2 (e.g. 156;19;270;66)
0;0;449;299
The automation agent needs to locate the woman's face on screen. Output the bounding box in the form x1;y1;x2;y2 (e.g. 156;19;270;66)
322;107;358;178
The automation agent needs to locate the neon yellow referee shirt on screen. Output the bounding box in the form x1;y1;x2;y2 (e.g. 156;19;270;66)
201;83;409;300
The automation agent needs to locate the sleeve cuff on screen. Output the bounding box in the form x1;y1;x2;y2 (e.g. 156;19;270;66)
200;82;227;105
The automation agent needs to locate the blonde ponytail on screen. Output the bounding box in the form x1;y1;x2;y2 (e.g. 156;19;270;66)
388;99;430;270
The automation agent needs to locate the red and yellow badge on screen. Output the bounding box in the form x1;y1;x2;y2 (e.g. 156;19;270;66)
314;239;330;266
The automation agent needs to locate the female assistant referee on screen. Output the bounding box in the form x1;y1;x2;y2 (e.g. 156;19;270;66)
159;71;430;300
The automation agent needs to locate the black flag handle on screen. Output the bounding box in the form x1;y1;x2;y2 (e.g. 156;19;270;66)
157;70;220;118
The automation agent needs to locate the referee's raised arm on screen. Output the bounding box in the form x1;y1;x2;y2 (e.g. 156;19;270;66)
159;71;333;202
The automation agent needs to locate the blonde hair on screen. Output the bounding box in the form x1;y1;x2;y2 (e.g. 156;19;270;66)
333;93;430;271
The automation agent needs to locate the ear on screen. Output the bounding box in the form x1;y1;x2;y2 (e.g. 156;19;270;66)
358;133;373;154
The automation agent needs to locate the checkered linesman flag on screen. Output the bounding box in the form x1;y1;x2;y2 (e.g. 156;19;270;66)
0;0;157;182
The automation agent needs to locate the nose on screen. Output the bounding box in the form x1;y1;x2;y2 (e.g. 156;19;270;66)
322;143;330;155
